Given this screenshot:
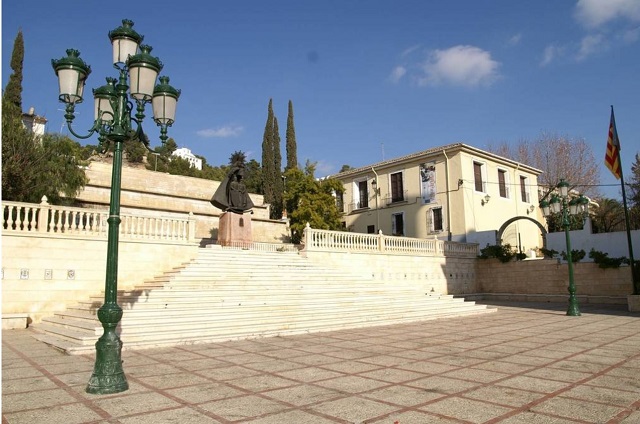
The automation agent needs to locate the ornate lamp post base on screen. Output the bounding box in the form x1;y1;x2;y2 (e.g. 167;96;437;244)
86;337;129;394
86;304;129;394
566;296;581;316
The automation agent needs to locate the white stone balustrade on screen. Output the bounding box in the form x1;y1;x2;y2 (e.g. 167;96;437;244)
2;196;196;243
302;223;478;258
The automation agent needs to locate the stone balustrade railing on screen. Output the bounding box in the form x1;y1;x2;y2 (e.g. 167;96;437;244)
302;223;478;258
3;197;196;243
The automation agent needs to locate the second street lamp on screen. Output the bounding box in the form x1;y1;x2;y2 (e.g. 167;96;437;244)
52;19;180;395
540;179;588;317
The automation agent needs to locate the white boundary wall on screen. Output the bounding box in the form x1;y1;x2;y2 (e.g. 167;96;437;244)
547;218;639;259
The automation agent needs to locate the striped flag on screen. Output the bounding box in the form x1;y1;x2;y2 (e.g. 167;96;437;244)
605;106;622;179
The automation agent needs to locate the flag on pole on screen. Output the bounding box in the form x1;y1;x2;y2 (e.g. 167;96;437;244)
605;106;622;179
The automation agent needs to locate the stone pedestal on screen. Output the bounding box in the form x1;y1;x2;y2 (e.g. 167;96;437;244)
628;295;640;312
218;212;252;246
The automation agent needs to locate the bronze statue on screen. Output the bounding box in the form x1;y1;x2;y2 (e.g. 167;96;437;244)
210;162;254;214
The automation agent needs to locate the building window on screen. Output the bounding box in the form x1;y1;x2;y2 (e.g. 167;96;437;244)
352;180;369;210
390;172;404;202
367;225;375;234
432;207;443;232
391;212;404;236
358;180;369;208
520;176;530;203
498;169;509;198
473;162;485;192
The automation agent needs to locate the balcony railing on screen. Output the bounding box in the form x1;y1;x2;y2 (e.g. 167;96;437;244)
383;190;408;205
347;201;370;213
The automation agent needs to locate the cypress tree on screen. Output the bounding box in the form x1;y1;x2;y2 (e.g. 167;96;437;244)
261;99;275;210
285;100;298;171
272;116;283;219
4;30;24;113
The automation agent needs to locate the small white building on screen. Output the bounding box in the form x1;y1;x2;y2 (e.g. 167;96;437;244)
172;147;202;170
22;107;47;138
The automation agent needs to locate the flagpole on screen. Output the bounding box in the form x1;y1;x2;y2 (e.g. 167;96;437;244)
607;106;638;294
619;168;639;294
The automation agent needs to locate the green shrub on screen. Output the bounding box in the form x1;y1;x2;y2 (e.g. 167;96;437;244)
515;252;528;261
539;248;558;258
479;244;516;263
588;249;628;269
560;249;586;263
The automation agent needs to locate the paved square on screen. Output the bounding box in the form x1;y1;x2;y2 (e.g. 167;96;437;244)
3;301;640;423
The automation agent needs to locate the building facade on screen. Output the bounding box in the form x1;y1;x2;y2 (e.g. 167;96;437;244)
332;143;544;252
172;147;203;170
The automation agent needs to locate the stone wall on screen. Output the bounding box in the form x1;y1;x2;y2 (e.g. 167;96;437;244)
301;250;478;295
2;233;199;323
78;161;289;243
475;258;633;304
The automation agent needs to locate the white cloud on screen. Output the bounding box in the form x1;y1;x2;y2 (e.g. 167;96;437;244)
417;45;500;88
575;0;640;28
401;44;421;57
388;65;407;83
197;125;244;138
576;33;606;60
508;33;522;46
540;44;564;66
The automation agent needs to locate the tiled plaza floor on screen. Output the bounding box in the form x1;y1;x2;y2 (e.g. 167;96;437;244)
2;301;640;423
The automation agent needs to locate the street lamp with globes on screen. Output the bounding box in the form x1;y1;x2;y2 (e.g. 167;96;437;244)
52;19;180;395
539;179;589;317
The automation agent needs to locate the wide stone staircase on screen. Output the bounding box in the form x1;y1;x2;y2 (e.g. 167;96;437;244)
34;247;495;354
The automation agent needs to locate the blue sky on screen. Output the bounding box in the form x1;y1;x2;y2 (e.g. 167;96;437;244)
3;1;639;199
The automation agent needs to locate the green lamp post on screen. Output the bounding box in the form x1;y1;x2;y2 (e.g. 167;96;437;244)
540;179;588;317
52;19;180;395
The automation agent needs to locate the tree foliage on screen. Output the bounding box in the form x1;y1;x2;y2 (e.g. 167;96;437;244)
591;198;626;233
2;100;40;202
285;100;298;171
272;116;283;219
4;30;24;112
2;100;88;204
261;99;284;219
262;99;276;211
284;161;344;244
124;139;148;163
39;134;90;204
243;159;263;194
631;154;640;205
627;153;640;229
488;133;600;198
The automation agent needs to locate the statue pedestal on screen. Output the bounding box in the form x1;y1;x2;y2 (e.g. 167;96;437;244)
218;212;252;246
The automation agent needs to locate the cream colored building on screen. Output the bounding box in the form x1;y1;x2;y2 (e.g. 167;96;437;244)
331;143;545;252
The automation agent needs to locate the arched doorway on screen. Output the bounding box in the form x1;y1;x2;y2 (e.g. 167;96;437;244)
496;216;547;249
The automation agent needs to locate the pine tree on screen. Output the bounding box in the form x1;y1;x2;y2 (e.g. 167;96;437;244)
272;116;283;219
261;99;275;210
4;30;24;115
285;100;298;171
